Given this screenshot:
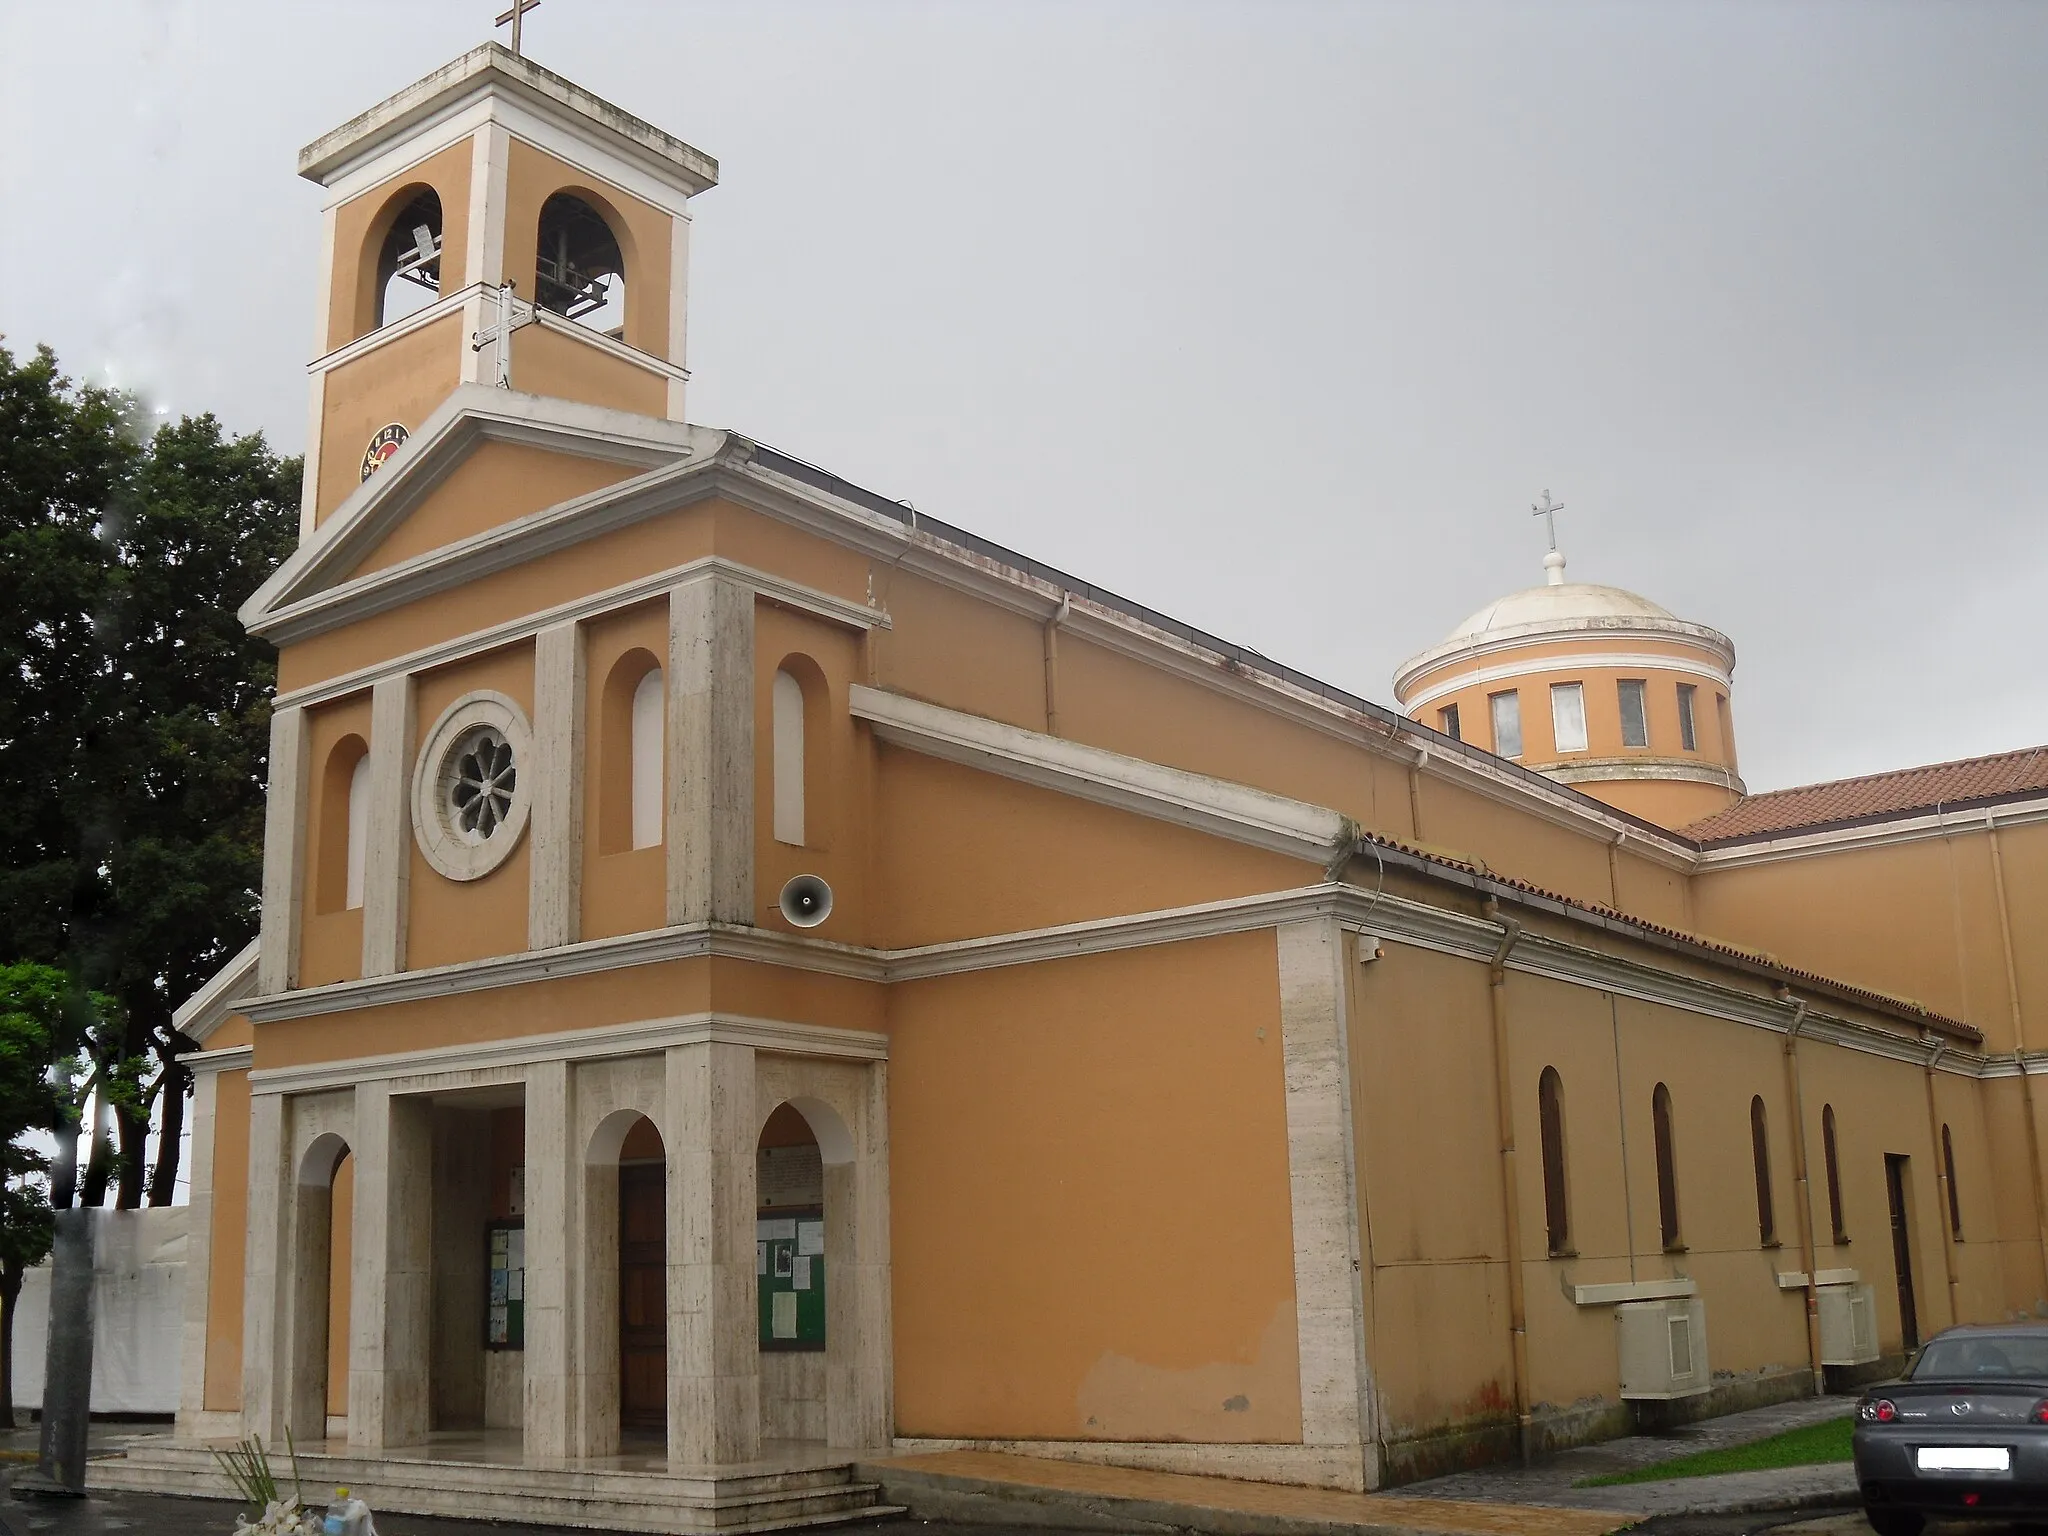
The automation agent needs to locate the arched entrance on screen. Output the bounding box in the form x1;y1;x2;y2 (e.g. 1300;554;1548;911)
586;1109;667;1448
290;1132;351;1445
757;1104;824;1443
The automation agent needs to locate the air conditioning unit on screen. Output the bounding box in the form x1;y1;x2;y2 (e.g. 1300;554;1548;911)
1818;1282;1880;1366
1619;1297;1710;1400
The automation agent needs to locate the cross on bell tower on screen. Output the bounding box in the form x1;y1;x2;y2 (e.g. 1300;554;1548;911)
495;0;540;55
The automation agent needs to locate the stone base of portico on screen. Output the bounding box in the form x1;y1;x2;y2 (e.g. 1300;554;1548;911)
92;1432;903;1533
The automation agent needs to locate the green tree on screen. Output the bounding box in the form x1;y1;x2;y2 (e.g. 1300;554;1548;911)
0;343;298;1207
0;963;102;1427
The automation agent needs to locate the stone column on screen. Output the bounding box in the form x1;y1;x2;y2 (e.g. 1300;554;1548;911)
666;1041;758;1466
176;1063;228;1431
826;1065;893;1450
240;1091;290;1441
666;577;755;928
1275;919;1374;1488
529;622;587;950
360;675;415;977
348;1084;434;1448
257;706;311;995
523;1060;576;1457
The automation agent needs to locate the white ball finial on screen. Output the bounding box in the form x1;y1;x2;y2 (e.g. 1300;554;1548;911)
1543;549;1567;587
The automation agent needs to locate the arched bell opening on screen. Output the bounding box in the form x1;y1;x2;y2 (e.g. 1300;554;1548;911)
584;1109;667;1451
375;186;445;328
755;1097;858;1448
290;1133;353;1445
536;191;627;338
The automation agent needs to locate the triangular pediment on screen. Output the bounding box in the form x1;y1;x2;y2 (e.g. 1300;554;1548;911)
243;386;718;634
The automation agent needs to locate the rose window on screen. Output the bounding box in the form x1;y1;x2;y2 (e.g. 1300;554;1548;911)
446;726;518;842
412;692;534;882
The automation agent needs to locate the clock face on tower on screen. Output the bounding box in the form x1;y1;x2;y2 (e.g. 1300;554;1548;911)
360;423;410;481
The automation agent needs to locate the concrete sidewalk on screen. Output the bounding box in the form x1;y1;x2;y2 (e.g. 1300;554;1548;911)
865;1450;1638;1536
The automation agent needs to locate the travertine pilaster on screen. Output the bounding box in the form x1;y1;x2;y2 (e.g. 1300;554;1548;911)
348;1083;433;1448
666;1040;758;1466
523;1060;575;1457
257;706;311;995
1276;919;1372;1477
176;1067;224;1429
666;577;755;927
360;675;415;977
240;1091;290;1440
529;622;587;950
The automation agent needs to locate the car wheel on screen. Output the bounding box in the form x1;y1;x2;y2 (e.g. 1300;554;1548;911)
1863;1511;1923;1536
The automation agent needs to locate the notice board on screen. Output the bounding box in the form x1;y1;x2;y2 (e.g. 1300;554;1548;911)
756;1210;824;1350
486;1220;525;1350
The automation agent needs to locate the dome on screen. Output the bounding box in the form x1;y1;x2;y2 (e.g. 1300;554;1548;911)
1446;581;1676;643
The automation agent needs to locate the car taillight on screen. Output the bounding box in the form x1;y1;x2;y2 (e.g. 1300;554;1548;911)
1871;1399;1898;1422
2032;1399;2048;1424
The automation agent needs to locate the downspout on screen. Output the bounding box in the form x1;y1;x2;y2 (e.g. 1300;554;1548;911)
1988;816;2048;1296
1042;592;1070;736
1921;1034;1963;1328
1407;745;1427;844
1482;896;1532;1463
1778;991;1825;1394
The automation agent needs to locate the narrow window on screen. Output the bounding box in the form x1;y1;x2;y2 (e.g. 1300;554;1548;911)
1716;692;1736;769
1943;1123;1963;1239
1823;1103;1847;1243
1652;1082;1682;1250
1676;683;1698;751
1751;1095;1776;1245
630;667;664;850
1438;702;1461;741
1538;1067;1571;1255
1549;682;1587;753
344;754;371;911
773;668;806;846
1489;690;1523;759
1618;678;1649;749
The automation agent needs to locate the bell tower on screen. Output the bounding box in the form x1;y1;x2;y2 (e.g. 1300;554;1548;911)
294;43;718;536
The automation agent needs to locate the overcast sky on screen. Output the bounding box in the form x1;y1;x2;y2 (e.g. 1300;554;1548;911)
5;0;2046;794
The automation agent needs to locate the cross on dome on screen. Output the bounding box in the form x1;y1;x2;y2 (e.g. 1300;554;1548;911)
1531;489;1567;586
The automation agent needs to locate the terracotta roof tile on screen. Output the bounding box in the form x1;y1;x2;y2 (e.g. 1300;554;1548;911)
1684;745;2048;844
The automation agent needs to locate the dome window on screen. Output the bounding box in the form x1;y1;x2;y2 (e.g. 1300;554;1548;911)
1676;684;1698;751
1489;690;1523;760
1618;679;1650;749
1550;683;1588;754
1437;703;1462;742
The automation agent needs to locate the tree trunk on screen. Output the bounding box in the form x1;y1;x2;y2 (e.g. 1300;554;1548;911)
79;1088;112;1209
147;1061;188;1208
0;1257;20;1431
114;1098;148;1210
49;1117;79;1212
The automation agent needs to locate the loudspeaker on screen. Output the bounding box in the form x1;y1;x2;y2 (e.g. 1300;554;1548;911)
778;874;834;929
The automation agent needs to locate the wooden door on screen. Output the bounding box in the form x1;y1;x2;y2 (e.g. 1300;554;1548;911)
619;1164;667;1432
1885;1154;1919;1353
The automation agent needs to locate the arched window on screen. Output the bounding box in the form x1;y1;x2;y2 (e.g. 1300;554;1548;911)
773;669;805;846
315;735;370;914
1823;1103;1848;1244
375;187;443;327
1652;1082;1682;1250
1943;1123;1963;1239
1538;1067;1571;1256
1750;1095;1776;1246
631;666;664;850
536;192;626;335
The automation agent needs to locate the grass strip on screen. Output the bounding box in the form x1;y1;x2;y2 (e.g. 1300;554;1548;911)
1575;1414;1855;1487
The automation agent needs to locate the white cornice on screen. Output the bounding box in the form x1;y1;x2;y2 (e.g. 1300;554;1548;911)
848;684;1352;864
1399;651;1736;713
1545;758;1746;793
1395;616;1737;700
173;940;260;1044
249;1012;884;1096
271;555;885;711
1696;795;2048;868
184;1044;254;1076
307;286;478;376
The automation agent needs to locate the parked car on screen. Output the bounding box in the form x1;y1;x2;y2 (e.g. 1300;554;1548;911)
1854;1324;2048;1534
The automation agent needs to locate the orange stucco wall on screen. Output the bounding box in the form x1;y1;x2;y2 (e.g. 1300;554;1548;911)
326;139;475;353
300;693;373;987
204;1065;251;1412
888;930;1302;1442
316;313;466;525
503;139;673;360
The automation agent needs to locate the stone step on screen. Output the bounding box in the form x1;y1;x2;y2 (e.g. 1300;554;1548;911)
90;1443;904;1535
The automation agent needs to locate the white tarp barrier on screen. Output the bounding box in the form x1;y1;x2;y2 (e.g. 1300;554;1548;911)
13;1207;188;1415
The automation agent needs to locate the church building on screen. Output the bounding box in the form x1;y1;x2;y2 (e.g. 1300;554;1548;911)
103;40;2048;1530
